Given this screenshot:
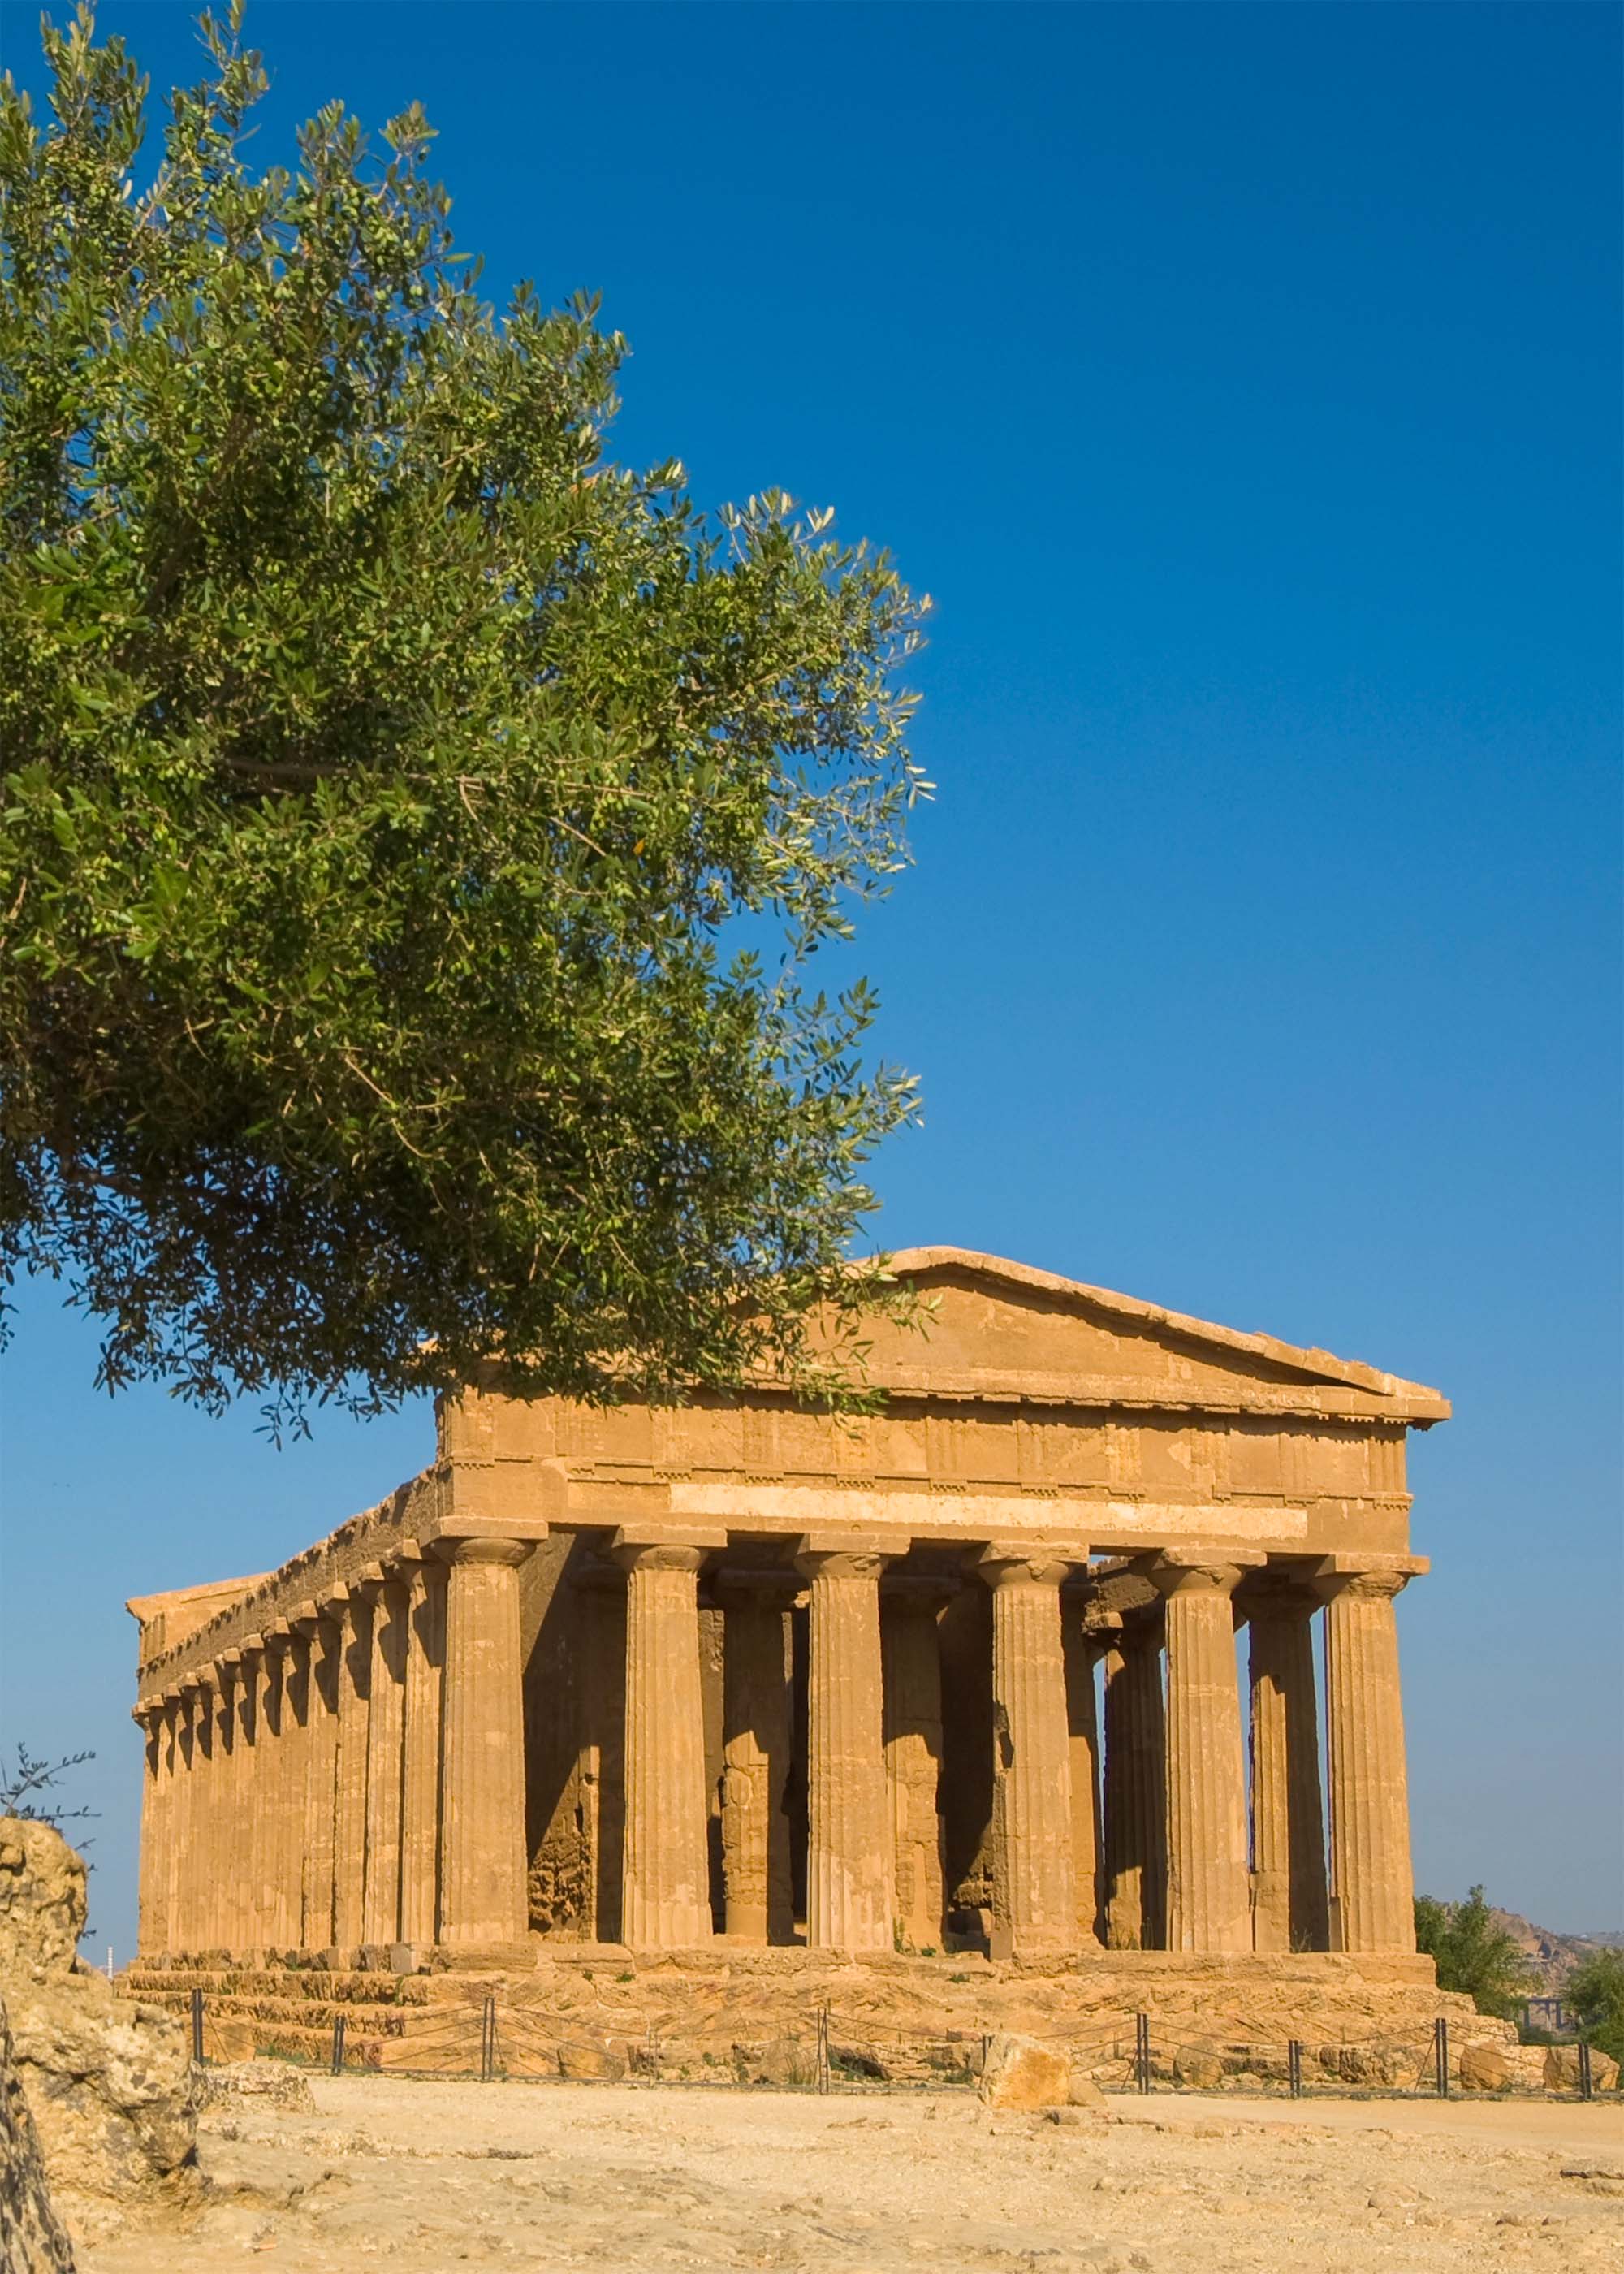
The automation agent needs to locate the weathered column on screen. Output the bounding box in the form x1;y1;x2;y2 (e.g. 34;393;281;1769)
169;1685;200;1952
361;1576;408;1947
234;1645;266;1954
1245;1578;1329;1952
329;1588;372;1954
797;1544;892;1953
1060;1600;1110;1948
1102;1615;1167;1948
204;1667;235;1952
1316;1559;1419;1952
615;1541;713;1948
217;1652;248;1951
261;1627;300;1948
135;1703;169;1956
400;1556;447;1949
184;1675;217;1951
276;1628;313;1949
437;1537;531;1947
719;1583;793;1943
292;1605;340;1950
977;1547;1078;1956
1155;1550;1259;1954
881;1587;947;1953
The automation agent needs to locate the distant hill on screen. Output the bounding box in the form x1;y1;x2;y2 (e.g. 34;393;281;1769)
1488;1909;1624;1995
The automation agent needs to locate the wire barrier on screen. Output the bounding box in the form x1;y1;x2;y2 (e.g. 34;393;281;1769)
168;1986;1610;2103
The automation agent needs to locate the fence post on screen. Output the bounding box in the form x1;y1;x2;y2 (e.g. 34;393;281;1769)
1578;2041;1593;2102
190;1986;205;2066
817;2006;831;2095
481;1993;497;2082
1433;2017;1449;2098
1135;2013;1151;2095
1288;2039;1302;2099
330;2012;346;2075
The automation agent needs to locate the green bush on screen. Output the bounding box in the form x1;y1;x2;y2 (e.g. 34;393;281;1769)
1565;1951;1624;2067
1413;1886;1537;2020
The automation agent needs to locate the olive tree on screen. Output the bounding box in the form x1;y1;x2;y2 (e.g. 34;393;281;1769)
0;6;928;1430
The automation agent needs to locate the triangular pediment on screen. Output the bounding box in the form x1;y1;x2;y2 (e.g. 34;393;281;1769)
849;1248;1449;1424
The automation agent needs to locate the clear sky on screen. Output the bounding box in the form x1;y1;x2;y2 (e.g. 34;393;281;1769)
2;1;1618;1958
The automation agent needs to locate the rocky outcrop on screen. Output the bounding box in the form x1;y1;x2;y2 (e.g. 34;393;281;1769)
0;2000;76;2273
0;1819;199;2241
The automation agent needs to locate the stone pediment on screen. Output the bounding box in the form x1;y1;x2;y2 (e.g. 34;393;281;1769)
849;1248;1449;1425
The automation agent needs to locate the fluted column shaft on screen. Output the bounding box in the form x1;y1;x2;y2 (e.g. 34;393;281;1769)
295;1611;340;1949
720;1592;793;1943
1158;1556;1255;1953
400;1559;447;1948
1247;1593;1329;1952
616;1543;712;1948
140;1706;173;1955
1102;1621;1167;1948
265;1636;302;1948
232;1649;266;1952
331;1594;372;1952
171;1688;200;1952
797;1548;892;1953
187;1679;217;1951
218;1659;248;1950
1320;1566;1416;1952
979;1551;1078;1955
362;1580;408;1946
881;1595;946;1952
1060;1604;1108;1947
438;1537;530;1946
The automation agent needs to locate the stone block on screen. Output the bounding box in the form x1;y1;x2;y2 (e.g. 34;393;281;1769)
0;1824;84;1982
1545;2043;1621;2094
197;2059;316;2112
558;2038;627;2082
1067;2069;1108;2110
1173;2050;1224;2089
387;1943;421;1976
978;2032;1071;2110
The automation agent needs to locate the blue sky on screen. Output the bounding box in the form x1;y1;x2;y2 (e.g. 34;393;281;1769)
2;2;1618;1955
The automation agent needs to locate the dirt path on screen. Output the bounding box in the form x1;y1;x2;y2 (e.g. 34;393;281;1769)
80;2073;1624;2273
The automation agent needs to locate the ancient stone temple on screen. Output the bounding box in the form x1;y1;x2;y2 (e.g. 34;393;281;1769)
128;1250;1444;1974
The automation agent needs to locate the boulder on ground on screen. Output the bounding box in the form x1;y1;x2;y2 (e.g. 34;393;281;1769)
1173;2050;1224;2090
1066;2069;1108;2111
0;1819;198;2239
735;2035;818;2089
1458;2039;1547;2092
1545;2043;1621;2094
0;1999;76;2274
978;2033;1071;2110
197;2057;316;2112
558;2037;626;2082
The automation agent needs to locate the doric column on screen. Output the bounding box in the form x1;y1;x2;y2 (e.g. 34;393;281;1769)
361;1575;408;1947
329;1588;372;1953
796;1544;892;1953
881;1586;947;1953
1154;1550;1259;1954
235;1644;266;1954
977;1547;1078;1956
437;1537;531;1947
170;1685;199;1952
1060;1600;1110;1948
216;1652;248;1951
261;1626;300;1949
184;1675;217;1951
615;1541;713;1949
292;1605;340;1949
135;1703;167;1956
1316;1559;1419;1952
719;1581;793;1943
400;1555;447;1948
1244;1577;1329;1952
1102;1615;1166;1948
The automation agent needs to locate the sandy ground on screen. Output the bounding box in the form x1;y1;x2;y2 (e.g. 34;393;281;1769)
80;2073;1624;2274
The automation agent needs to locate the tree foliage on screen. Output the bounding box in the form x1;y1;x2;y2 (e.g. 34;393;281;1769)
0;1744;97;1835
1413;1885;1539;2020
1566;1951;1624;2068
0;6;929;1429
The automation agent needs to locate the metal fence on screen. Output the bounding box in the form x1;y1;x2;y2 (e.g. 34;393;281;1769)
179;1986;1610;2103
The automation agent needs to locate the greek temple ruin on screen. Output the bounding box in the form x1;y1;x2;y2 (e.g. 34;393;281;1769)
128;1250;1444;1973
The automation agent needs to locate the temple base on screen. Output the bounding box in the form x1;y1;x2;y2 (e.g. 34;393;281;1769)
120;1945;1497;2082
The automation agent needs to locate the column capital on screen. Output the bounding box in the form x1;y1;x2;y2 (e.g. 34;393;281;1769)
430;1534;533;1568
1147;1548;1264;1599
1237;1567;1321;1623
1311;1554;1427;1605
612;1539;707;1576
794;1536;892;1582
287;1596;326;1640
974;1542;1083;1590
